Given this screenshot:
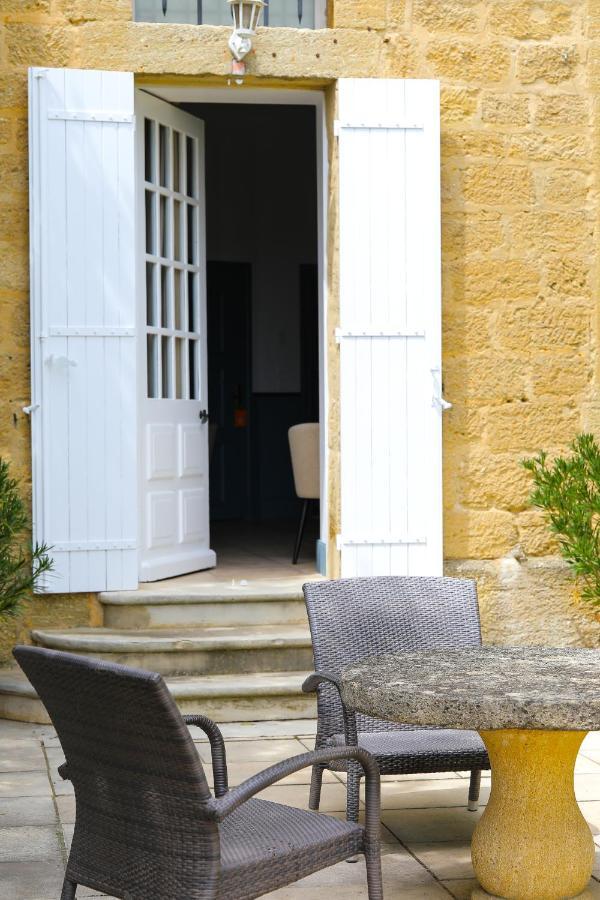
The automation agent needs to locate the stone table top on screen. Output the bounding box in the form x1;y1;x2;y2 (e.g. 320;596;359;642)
340;647;600;731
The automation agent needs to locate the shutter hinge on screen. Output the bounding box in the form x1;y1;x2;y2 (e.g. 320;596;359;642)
334;120;424;135
23;403;40;415
45;327;135;338
48;109;134;124
337;535;427;549
52;540;136;552
335;327;425;343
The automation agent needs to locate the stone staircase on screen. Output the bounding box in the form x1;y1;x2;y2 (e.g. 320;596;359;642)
0;580;320;724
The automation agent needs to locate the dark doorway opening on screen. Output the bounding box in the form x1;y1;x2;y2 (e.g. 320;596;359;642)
184;102;320;566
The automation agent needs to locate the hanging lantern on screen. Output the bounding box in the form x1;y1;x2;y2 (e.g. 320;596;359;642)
227;0;266;62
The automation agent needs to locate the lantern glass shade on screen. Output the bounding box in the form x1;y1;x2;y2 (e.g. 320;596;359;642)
228;0;265;33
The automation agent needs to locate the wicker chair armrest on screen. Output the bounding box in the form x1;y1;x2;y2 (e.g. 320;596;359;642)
302;671;342;693
214;746;380;844
302;672;358;745
183;714;229;797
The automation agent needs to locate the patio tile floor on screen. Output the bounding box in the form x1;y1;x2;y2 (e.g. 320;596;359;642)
1;717;600;899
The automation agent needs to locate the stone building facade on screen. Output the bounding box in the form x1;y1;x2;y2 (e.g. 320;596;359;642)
0;0;599;658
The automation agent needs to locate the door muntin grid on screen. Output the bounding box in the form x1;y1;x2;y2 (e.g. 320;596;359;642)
144;117;202;401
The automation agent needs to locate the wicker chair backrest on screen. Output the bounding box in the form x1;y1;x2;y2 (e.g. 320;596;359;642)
303;576;482;737
14;646;220;900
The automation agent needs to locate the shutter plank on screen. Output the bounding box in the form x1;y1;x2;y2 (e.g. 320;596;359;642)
102;71;125;591
84;72;110;590
63;73;88;591
114;72;137;589
371;83;398;578
404;85;428;574
406;80;442;575
387;85;410;577
41;70;70;591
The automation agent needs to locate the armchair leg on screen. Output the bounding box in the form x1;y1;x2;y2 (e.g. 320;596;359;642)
292;499;310;564
346;765;361;824
309;764;324;811
468;768;482;811
61;878;77;900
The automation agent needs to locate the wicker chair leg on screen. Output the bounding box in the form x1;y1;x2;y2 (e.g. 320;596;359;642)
60;878;77;899
309;764;324;810
346;765;361;824
468;768;482;811
365;849;384;900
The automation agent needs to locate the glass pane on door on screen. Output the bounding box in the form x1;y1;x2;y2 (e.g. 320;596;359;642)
145;191;156;254
161;336;172;398
189;340;198;399
147;335;159;398
146;263;157;325
173;131;182;193
145;119;156;183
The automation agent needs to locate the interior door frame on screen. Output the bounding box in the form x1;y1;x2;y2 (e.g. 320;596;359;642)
135;84;329;576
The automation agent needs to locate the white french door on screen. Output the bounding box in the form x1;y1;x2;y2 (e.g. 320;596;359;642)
137;91;216;581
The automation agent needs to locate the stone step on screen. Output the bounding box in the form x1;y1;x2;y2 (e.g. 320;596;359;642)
170;671;316;721
100;584;309;629
0;669;316;725
31;625;314;676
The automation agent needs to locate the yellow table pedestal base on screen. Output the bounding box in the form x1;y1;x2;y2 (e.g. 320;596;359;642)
471;729;595;900
472;890;599;899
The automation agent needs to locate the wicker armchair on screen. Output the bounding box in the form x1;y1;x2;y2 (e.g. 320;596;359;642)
302;576;490;822
14;645;383;900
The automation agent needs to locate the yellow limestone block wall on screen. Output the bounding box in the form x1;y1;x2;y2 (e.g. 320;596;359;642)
0;0;599;660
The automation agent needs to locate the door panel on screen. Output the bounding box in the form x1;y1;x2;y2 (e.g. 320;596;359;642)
137;90;216;580
148;424;177;479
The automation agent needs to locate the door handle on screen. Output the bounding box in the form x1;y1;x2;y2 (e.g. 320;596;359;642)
199;409;209;423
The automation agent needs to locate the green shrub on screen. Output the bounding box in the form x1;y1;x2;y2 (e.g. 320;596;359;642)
522;433;600;607
0;458;53;617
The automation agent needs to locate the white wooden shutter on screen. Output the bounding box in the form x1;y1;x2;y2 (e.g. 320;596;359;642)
337;79;444;577
29;67;137;593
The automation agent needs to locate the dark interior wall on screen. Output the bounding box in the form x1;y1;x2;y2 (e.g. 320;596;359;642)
183;103;319;521
185;103;318;393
